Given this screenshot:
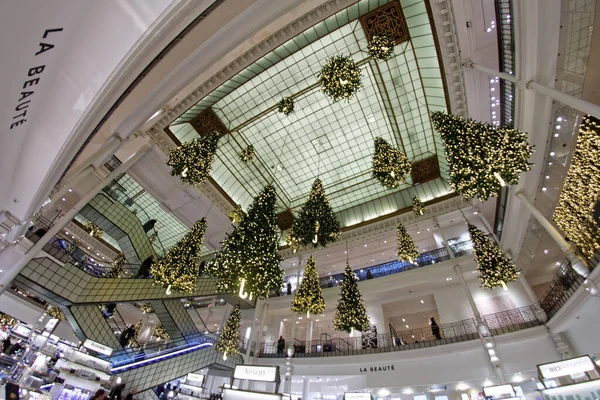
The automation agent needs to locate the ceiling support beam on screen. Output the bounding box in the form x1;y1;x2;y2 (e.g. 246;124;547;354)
464;60;600;119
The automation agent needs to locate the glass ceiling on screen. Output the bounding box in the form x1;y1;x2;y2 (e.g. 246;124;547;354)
169;0;451;226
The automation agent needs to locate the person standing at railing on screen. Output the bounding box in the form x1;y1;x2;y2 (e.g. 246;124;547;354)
430;317;442;340
277;336;286;355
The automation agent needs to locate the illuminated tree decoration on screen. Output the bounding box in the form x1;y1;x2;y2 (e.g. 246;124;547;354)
397;223;419;263
166;131;220;186
106;252;126;278
240;145;255;163
291;256;326;317
553;116;600;259
333;265;370;334
208;185;283;299
130;321;142;347
140;303;153;314
152;323;170;340
468;224;520;289
47;306;65;321
277;97;295;116
215;304;241;360
412;196;426;216
288;179;341;249
228;205;246;224
319;55;362;102
285;226;302;253
0;312;18;328
372;137;411;189
431;112;533;200
368;32;394;61
151;218;207;294
84;222;103;239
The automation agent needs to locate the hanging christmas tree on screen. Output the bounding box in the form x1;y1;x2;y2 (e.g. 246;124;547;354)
240;145;255;163
152;323;170;340
166;131;220;186
412;196;425;216
468;224;520;289
106;253;126;278
277;97;295;116
368;32;395;61
397;223;419;263
333;265;370;334
140;303;153;314
372;137;411;189
130;321;142;347
288;178;341;249
215;304;241;360
553;115;600;259
47;306;65;321
319;55;362;102
84;222;103;239
285;226;302;253
208;185;283;299
431;112;533;200
291;256;326;317
151;218;207;294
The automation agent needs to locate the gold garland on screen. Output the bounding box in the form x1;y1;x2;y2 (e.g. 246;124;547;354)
47;306;65;321
84;222;103;239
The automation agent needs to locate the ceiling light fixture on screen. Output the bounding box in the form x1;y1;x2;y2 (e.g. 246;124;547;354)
544;249;549;254
61;198;66;201
556;117;563;122
542;187;547;192
68;189;72;192
550;151;556;156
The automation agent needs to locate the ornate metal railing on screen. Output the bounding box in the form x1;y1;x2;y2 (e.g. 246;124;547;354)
494;0;516;127
539;259;586;319
255;304;543;358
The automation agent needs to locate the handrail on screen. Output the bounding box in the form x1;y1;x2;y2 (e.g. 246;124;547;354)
255;305;544;358
539;259;586;319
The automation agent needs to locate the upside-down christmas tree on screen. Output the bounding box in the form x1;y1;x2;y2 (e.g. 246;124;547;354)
333;265;370;334
151;218;206;294
215;305;241;360
166;132;220;186
372;137;411;189
397;223;419;263
208;185;283;299
431;112;533;200
288;179;341;249
468;224;520;289
291;256;326;317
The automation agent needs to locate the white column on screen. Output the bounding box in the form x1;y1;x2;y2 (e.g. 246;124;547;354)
515;190;589;277
302;378;310;400
466;61;600;119
0;145;150;295
305;320;313;351
245;301;261;359
453;265;482;320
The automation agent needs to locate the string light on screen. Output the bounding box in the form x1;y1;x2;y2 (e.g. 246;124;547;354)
166;131;219;185
291;257;326;316
215;305;241;359
333;265;370;334
397;223;419;263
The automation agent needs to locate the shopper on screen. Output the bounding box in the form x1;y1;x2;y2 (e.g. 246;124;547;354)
91;389;107;400
1;326;11;353
119;325;136;348
286;282;292;295
135;256;154;279
125;389;137;400
430;317;442;340
277;336;286;354
110;383;126;400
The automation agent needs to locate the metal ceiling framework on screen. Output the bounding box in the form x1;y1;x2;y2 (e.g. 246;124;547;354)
167;0;452;228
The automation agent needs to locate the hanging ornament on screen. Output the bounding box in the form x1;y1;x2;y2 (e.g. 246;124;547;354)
215;305;241;359
277;97;295;116
333;265;370;334
106;253;126;278
47;306;65;321
412;196;426;216
228;205;246;224
0;312;18;328
152;323;170;340
140;303;153;314
84;222;103;239
397;223;419;263
372;137;411;189
318;55;362;102
291;257;326;316
468;224;520;289
368;32;395;61
240;145;256;163
166;131;220;186
288;179;341;249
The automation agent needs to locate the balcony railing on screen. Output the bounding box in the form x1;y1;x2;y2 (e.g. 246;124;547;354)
539;259;586;319
254;305;543;358
273;240;475;296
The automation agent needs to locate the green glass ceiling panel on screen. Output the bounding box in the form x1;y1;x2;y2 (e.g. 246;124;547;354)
170;0;450;224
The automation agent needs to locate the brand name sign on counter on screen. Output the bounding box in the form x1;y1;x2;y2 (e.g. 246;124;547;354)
344;393;372;399
483;384;515;398
538;356;597;379
187;373;204;385
83;339;113;356
233;365;278;382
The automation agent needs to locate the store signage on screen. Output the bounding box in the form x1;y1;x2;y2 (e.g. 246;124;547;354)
45;318;59;331
359;364;395;373
538;356;597;379
222;388;281;400
187;373;204;385
344;393;372;400
233;365;278;382
483;385;515;398
429;384;447;392
83;339;113;356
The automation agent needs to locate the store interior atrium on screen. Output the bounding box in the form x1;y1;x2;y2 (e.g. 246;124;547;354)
1;0;600;400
